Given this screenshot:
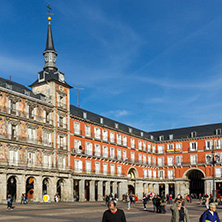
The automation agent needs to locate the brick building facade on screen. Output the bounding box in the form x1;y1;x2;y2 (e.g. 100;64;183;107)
0;17;222;203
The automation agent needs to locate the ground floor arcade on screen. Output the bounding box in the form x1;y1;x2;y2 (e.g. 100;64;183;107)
0;168;221;203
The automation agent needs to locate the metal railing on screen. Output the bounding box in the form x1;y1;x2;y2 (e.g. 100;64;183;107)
0;106;53;125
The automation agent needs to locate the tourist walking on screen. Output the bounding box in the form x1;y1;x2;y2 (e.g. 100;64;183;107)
170;198;190;222
143;195;147;210
160;196;166;214
126;194;131;210
7;194;13;210
205;195;210;209
152;195;158;213
102;200;127;222
200;203;220;222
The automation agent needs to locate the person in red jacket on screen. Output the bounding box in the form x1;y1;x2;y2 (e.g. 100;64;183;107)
102;200;127;222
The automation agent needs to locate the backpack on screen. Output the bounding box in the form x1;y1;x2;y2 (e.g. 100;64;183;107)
199;210;209;222
199;210;218;222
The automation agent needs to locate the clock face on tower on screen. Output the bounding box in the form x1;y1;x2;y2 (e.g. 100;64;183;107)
59;73;65;82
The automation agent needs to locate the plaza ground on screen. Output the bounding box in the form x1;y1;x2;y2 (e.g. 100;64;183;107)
0;200;221;222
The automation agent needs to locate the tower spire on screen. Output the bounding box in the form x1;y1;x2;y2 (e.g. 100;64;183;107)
43;5;58;71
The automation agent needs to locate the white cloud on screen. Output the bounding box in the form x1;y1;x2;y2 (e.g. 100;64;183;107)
101;109;130;118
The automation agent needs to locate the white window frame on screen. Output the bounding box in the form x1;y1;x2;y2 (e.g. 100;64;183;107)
190;142;198;151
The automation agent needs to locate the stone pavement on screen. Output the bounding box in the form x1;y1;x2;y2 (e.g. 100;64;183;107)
0;200;221;222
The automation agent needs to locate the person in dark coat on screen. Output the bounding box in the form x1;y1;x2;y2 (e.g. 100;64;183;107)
102;200;127;222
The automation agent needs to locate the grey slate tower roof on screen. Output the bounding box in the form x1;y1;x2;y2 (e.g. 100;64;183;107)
29;18;72;89
44;21;56;53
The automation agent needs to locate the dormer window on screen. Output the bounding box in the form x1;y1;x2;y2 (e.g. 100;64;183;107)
6;83;12;90
216;128;222;135
141;132;144;137
159;135;164;141
100;118;103;124
83;112;87;119
191;131;197;138
115;123;118;129
129;128;132;133
150;135;154;140
169;134;174;140
24;90;30;96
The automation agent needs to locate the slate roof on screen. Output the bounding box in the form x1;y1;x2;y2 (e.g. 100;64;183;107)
149;123;222;141
0;77;46;101
44;22;56;52
1;76;221;141
70;105;152;139
70;105;222;141
29;70;72;89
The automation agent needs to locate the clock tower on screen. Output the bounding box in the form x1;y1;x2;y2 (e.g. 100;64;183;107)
29;15;72;172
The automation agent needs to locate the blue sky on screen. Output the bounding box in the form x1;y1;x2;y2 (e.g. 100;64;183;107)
1;1;222;132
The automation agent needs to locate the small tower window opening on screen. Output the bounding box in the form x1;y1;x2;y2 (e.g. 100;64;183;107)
29;106;34;119
11;101;16;115
11;124;17;141
46;111;51;124
59;116;63;127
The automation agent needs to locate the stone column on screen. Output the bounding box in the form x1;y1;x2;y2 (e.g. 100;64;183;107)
62;178;73;201
119;181;127;198
0;174;7;203
89;180;95;201
135;181;143;200
165;183;169;196
97;181;103;201
79;179;85;202
33;176;42;202
154;183;159;194
48;177;57;202
112;182;118;196
105;181;110;196
205;180;213;195
148;183;153;192
16;174;25;203
175;182;180;196
144;183;148;194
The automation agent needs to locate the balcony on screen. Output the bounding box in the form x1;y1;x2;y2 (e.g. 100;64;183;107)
0;106;53;124
0;160;71;172
57;102;67;109
74;130;82;137
57;122;68;129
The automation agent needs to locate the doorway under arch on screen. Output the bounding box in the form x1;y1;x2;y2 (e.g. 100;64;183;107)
128;185;135;195
42;178;49;196
26;177;34;200
7;176;17;202
57;179;64;200
186;169;205;195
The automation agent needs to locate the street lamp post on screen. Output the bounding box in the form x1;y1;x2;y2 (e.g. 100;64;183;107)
212;148;216;202
207;145;217;202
